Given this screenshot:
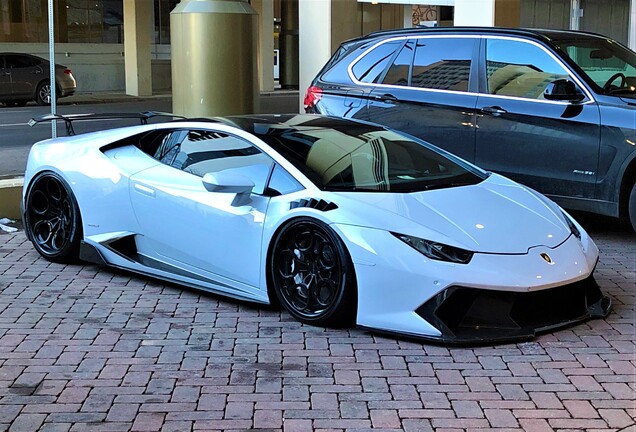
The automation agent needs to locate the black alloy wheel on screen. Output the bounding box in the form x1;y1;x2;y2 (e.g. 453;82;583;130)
270;218;356;327
25;172;82;263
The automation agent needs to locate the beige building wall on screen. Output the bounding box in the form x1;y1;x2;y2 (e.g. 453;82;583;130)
123;0;153;96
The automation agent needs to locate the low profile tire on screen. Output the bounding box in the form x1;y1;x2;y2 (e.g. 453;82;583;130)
24;172;83;263
36;81;52;105
270;218;356;327
629;182;636;233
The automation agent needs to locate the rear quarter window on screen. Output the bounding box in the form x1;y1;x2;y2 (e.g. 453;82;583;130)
350;41;402;84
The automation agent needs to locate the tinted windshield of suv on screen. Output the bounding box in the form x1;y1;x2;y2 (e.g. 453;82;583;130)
553;36;636;95
257;126;486;193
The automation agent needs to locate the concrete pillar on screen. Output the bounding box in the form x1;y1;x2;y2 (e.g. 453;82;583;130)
570;0;581;31
630;0;636;50
124;0;152;96
252;0;275;92
299;0;331;111
170;0;258;117
280;0;299;89
404;5;413;29
454;0;495;26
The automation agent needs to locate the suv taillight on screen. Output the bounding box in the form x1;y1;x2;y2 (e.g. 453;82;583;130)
63;69;72;75
304;86;322;112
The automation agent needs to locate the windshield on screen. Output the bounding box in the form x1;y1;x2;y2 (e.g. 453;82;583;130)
256;124;486;193
553;35;636;95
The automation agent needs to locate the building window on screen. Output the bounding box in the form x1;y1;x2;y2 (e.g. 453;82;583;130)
0;0;177;44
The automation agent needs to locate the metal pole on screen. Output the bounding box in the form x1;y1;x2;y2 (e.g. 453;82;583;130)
48;0;56;138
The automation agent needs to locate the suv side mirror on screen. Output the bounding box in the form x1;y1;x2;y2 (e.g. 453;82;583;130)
202;171;254;206
544;79;585;102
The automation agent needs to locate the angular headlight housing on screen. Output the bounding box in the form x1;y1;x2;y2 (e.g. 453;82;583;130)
560;209;581;240
393;233;473;264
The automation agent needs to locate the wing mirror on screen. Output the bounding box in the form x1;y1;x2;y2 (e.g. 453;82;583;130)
202;171;254;206
544;79;585;102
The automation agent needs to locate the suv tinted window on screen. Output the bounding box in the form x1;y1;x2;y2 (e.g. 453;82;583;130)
410;38;474;91
382;40;415;86
352;41;401;83
486;39;571;99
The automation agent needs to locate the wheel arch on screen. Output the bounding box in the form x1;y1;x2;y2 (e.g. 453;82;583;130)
618;153;636;219
264;214;359;318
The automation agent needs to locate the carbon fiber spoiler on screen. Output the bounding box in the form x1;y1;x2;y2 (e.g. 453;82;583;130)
28;111;186;136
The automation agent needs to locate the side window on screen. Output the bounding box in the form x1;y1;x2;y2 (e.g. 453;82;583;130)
172;130;274;195
5;55;39;68
351;41;401;84
382;40;415;86
267;164;303;196
486;39;572;99
410;38;474;91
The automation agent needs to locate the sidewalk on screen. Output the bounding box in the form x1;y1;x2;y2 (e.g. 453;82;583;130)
58;91;172;106
0;223;634;431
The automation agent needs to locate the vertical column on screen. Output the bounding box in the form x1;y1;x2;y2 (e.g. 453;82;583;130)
298;0;331;111
454;0;495;26
630;0;636;50
124;0;152;96
280;0;299;89
570;0;581;31
404;5;413;29
252;0;275;92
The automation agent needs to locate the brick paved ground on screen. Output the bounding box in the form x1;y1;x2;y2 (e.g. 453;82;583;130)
0;219;634;432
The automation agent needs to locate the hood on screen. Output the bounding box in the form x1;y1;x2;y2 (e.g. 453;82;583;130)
331;174;571;254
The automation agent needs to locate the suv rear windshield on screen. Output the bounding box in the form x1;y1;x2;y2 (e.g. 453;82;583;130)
256;125;486;193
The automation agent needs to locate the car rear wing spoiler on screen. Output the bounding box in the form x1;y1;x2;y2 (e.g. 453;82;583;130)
28;111;186;136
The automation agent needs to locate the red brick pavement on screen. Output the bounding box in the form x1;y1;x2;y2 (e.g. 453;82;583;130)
0;223;634;432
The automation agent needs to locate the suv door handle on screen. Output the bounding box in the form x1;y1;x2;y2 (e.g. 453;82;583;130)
481;106;507;116
374;93;398;103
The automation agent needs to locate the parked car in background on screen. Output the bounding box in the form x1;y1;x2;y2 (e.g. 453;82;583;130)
0;53;76;106
306;27;636;232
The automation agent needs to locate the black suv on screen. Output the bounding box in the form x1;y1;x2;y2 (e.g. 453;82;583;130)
306;27;636;231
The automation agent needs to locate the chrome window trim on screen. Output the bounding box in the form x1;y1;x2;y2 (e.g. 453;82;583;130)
346;34;596;106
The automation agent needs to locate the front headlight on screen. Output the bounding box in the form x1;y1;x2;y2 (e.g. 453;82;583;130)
393;233;473;264
560;209;581;240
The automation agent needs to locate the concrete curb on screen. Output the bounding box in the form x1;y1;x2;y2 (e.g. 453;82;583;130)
0;177;23;220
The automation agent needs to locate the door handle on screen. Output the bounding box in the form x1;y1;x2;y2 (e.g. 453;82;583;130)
481;106;507;116
134;183;155;197
374;93;398;103
31;70;42;74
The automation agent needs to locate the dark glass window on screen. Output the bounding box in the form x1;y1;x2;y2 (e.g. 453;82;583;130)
351;41;401;83
486;39;570;99
410;38;474;91
256;125;485;193
382;40;414;86
5;55;40;68
267;164;303;195
164;130;274;195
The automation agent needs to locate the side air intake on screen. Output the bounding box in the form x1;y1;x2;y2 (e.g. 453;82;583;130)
289;198;338;212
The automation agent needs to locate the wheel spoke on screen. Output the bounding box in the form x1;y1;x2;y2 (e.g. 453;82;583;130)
27;175;74;255
273;221;346;320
